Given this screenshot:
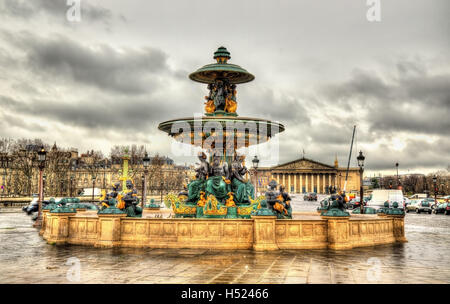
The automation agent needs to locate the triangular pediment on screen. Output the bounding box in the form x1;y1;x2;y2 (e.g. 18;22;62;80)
273;157;335;170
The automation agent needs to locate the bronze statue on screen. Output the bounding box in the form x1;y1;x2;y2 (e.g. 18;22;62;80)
230;154;254;204
118;179;142;217
186;152;209;203
205;151;230;201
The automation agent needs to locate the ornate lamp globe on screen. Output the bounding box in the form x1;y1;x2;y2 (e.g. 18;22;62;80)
37;146;46;163
357;151;365;169
252;155;259;169
143;152;150;168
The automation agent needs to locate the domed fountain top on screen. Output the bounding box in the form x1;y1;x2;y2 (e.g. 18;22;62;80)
189;47;255;84
158;46;284;156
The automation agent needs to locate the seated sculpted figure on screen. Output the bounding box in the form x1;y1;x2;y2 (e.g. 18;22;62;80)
119;180;142;217
101;182;120;210
230;154;255;205
278;185;292;216
264;180;280;212
205;151;230;202
186;152;209;203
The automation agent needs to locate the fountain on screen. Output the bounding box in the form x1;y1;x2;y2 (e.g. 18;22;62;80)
159;47;290;219
40;47;406;250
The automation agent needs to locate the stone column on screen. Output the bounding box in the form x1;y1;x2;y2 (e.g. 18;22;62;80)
329;174;332;189
317;174;320;193
323;174;326;193
96;212;127;248
282;174;286;187
46;210;77;245
300;174;303;193
305;174;308;193
293;173;297;193
276;173;280;184
288;174;291;192
322;216;352;250
252;215;278;251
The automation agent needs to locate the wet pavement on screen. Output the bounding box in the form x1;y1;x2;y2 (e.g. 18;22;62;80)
1;195;450;284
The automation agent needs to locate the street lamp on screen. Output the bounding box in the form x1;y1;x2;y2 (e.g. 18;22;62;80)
357;151;365;214
70;175;74;197
433;175;437;207
252;155;259;196
35;146;46;227
91;175;96;202
0;155;8;206
395;162;400;189
160;181;164;204
142;152;150;207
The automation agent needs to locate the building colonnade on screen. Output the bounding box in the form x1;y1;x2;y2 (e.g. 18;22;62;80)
271;172;337;194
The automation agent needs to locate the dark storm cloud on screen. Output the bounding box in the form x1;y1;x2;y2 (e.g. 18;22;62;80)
0;0;111;23
364;137;450;171
239;86;311;125
319;61;450;136
8;32;171;94
0;94;176;133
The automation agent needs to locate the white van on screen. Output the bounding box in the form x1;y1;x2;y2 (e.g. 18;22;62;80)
408;193;427;200
367;189;404;209
79;187;102;197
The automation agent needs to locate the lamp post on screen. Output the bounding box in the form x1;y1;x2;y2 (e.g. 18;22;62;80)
160;181;164;204
395;162;400;189
70;175;74;197
357;151;365;214
91;175;96;202
34;146;46;227
252;155;259;196
142;152;150;208
433;175;437;208
0;155;8;206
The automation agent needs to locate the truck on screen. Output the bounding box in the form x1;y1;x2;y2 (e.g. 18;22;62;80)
366;189;405;209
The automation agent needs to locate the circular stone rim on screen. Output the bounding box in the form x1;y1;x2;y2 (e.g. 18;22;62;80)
158;116;285;136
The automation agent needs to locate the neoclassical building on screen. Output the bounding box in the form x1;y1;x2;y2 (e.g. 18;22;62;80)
254;157;361;194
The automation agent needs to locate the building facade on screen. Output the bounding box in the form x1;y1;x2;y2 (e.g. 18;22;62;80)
253;157;361;194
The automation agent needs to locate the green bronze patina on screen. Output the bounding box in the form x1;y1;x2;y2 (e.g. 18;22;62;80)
51;206;77;213
385;202;405;216
352;207;377;214
145;199;161;209
189;47;254;84
377;202;390;214
98;205;126;215
321;199;350;217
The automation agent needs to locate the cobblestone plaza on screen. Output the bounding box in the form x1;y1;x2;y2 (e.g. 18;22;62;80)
1;196;449;284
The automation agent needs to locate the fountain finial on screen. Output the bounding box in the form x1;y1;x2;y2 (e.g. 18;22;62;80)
214;46;231;64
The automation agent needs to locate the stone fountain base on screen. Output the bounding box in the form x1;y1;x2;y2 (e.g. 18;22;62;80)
40;209;406;251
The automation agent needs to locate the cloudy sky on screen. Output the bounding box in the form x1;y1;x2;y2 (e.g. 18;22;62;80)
0;0;448;176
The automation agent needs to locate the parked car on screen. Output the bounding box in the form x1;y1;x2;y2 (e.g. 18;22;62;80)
433;203;450;215
415;200;433;214
405;200;420;213
304;192;317;201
